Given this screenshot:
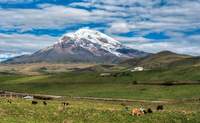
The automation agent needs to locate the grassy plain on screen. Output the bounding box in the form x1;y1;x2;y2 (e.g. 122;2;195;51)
1;63;200;123
0;97;200;123
0;68;200;100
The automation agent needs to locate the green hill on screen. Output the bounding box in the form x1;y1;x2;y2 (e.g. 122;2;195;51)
120;51;192;69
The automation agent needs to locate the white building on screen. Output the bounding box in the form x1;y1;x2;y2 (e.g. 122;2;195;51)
131;67;144;72
100;73;111;77
23;95;34;100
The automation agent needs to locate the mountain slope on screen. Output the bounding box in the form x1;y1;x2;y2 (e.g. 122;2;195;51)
168;56;200;68
4;29;148;64
120;51;192;69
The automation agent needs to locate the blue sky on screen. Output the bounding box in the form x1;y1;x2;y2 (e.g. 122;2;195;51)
0;0;200;57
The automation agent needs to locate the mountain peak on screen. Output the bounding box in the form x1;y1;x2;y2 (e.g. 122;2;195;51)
59;28;121;46
57;28;123;57
4;29;149;64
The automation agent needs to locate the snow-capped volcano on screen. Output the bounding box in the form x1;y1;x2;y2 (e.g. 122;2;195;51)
59;29;121;47
57;29;123;57
4;29;149;64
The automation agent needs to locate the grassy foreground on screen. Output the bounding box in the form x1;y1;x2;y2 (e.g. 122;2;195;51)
0;97;200;123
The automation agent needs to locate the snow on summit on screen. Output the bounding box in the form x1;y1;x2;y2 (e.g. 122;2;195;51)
58;29;123;56
60;29;121;46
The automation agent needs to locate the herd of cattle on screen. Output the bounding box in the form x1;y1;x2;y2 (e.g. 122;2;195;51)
5;99;69;107
121;103;164;116
4;97;164;117
1;90;165;117
31;100;70;107
131;105;164;116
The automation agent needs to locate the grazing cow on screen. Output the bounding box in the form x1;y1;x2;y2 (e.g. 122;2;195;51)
0;90;5;94
143;110;147;114
7;100;12;104
120;103;126;107
132;108;144;116
32;101;38;105
43;101;47;105
147;108;153;113
140;107;146;114
157;105;164;111
62;102;69;106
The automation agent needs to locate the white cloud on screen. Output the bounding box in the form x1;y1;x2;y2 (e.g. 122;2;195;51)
0;4;123;31
0;0;200;56
0;33;58;52
73;0;200;33
0;0;35;3
125;34;200;56
127;41;200;56
0;5;94;31
113;36;151;43
107;22;132;34
1;0;200;34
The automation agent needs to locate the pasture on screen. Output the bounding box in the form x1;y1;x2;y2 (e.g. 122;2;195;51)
0;63;200;122
0;71;200;100
0;97;200;123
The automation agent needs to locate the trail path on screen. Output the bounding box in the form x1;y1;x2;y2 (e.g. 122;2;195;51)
0;90;198;104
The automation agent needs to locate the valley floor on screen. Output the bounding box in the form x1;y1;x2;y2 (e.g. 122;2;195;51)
1;74;200;100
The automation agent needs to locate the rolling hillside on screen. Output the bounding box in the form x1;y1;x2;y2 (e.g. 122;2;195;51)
120;51;193;69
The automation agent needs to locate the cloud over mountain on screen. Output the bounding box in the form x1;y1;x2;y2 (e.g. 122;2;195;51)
0;0;200;56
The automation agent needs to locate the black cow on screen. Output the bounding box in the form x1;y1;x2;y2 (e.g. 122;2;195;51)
62;102;69;106
43;101;47;105
147;108;153;113
157;105;164;111
32;101;38;105
120;103;126;107
7;100;12;104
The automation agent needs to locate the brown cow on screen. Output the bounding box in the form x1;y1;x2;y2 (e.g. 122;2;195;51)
132;108;144;116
